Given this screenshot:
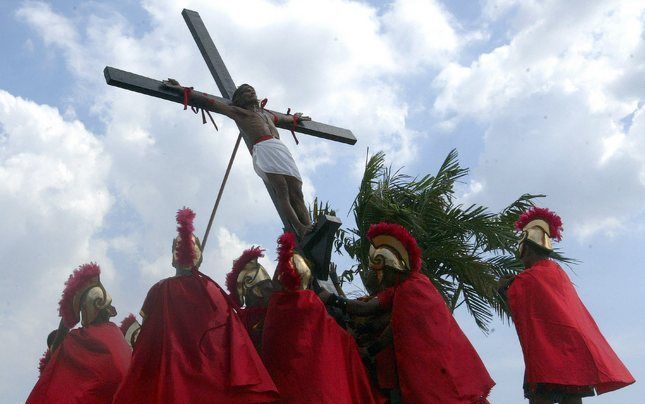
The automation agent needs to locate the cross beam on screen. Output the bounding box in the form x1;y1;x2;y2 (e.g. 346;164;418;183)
182;9;236;99
103;67;356;145
104;9;354;268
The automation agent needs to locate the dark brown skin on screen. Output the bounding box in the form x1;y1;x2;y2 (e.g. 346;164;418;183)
163;79;313;238
244;279;275;308
92;307;114;325
318;267;410;315
318;289;379;315
379;268;410;289
497;243;551;290
50;307;114;353
520;243;551;269
50;318;69;353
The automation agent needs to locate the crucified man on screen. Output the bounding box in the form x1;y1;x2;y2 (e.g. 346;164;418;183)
164;79;313;238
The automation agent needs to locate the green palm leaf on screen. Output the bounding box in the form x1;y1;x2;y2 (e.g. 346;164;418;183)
336;149;575;333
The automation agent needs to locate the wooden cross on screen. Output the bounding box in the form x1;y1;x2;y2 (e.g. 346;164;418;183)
104;9;355;255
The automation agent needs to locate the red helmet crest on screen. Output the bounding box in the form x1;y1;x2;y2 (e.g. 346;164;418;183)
175;207;197;268
276;232;300;291
119;313;137;336
58;262;101;328
367;222;422;272
226;246;265;307
514;207;563;241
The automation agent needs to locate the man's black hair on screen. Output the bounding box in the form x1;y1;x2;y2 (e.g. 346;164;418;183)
232;84;253;107
524;240;552;259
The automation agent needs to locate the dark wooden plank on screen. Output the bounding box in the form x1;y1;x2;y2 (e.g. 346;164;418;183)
182;9;237;99
299;215;342;281
104;66;295;230
180;10;356;145
104;67;357;145
293;120;356;145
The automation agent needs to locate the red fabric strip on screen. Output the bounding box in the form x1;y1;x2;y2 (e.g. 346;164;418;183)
291;113;300;145
254;135;274;145
182;87;193;110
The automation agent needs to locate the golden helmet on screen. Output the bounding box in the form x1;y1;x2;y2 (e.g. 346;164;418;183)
60;263;116;328
172;207;203;270
367;222;422;275
120;314;141;348
226;247;272;307
369;235;410;273
514;207;563;256
172;234;203;270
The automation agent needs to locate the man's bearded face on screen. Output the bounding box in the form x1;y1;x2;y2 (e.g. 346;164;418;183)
240;85;258;106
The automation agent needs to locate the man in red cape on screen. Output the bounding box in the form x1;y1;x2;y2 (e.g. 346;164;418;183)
113;208;278;403
226;246;274;352
498;207;635;403
27;263;131;403
261;232;384;404
321;222;494;403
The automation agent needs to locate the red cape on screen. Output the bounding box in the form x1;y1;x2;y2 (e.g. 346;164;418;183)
378;272;494;403
507;259;635;393
262;290;385;404
238;305;267;352
27;322;131;404
113;272;278;403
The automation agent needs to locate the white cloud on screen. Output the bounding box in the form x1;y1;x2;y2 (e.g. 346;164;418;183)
382;0;460;70
17;0;462;177
437;0;645;239
0;90;111;400
13;0;465;288
202;226;277;285
8;1;643;402
136;225;276;296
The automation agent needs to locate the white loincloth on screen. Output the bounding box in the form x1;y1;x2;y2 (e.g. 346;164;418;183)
252;137;302;182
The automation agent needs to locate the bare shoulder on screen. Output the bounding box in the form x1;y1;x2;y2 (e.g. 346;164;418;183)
227;105;258;120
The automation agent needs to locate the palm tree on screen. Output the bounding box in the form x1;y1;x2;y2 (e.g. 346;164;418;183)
334;149;546;333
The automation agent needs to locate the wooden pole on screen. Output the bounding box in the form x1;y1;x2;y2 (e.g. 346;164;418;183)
201;133;242;250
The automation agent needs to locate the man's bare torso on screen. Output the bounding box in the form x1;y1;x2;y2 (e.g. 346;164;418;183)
234;108;280;144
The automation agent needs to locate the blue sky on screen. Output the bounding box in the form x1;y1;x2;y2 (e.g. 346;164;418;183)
1;0;643;402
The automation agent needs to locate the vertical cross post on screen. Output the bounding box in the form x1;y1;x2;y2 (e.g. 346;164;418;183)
181;9;293;234
104;9;357;281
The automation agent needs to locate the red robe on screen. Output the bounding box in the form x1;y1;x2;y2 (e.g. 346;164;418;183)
507;259;635;394
113;272;278;403
262;290;384;404
27;322;131;404
378;272;495;403
238;305;267;352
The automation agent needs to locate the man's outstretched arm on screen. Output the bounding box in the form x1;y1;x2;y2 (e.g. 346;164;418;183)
271;110;312;126
318;289;382;316
162;79;247;121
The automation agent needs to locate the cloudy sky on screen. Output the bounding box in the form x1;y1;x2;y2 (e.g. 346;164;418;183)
1;0;643;402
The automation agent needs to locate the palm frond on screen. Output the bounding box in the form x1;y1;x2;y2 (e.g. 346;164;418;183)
338;149;576;332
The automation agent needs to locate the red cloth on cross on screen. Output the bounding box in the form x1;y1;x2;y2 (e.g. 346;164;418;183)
26;322;131;404
112;272;278;403
377;272;495;403
262;290;385;404
507;259;635;394
238;305;268;352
